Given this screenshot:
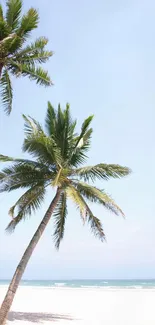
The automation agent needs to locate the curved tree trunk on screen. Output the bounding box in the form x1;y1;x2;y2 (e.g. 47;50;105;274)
0;63;3;78
0;188;61;325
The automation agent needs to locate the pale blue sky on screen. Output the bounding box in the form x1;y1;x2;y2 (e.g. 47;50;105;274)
0;0;155;279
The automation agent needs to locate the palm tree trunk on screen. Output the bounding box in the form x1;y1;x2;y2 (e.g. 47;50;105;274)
0;188;61;325
0;63;3;78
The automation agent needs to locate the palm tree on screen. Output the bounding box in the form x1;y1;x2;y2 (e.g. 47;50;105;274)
0;0;52;114
0;103;131;324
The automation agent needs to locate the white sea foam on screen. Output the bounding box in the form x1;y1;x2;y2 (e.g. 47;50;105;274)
54;282;66;287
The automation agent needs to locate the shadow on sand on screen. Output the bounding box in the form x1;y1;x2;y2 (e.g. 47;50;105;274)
8;311;74;323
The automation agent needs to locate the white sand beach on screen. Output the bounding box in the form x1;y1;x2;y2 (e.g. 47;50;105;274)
0;286;155;325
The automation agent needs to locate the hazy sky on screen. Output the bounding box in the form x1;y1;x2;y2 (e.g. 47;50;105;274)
0;0;154;280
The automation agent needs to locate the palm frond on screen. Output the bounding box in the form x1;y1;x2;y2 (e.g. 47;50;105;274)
22;114;43;135
17;8;39;38
86;208;105;241
82;197;105;241
69;148;87;167
10;62;52;86
13;37;53;64
0;154;51;168
0;69;13;114
53;191;67;249
0;154;15;162
54;104;77;160
57;103;69;157
61;104;77;159
73;181;124;216
45;103;77;154
6;185;46;232
23;132;62;167
14;50;53;64
15;37;48;55
69;127;93;167
75;115;94;148
31;37;49;50
6;0;22;30
0;19;10;41
45;101;56;136
22;114;62;166
0;162;51;192
73;164;131;182
67;184;105;240
66;185;87;222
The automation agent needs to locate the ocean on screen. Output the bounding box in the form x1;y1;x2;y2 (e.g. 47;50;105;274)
0;279;155;289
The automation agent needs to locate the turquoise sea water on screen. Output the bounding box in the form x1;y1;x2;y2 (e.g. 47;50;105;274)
0;279;155;289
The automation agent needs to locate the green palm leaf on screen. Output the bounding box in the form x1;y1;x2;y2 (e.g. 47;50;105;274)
55;104;77;160
0;154;54;170
45;102;57;136
73;164;131;182
53;192;67;249
66;184;88;222
0;19;10;41
14;50;53;64
9;62;52;86
23;132;62;167
13;37;53;64
69;125;93;167
66;184;105;240
75;115;94;148
56;104;70;157
22;114;43;135
0;161;52;193
22;115;62;167
45;102;78;163
15;37;48;55
83;199;105;241
17;8;39;38
0;69;12;114
6;185;46;232
0;154;15;162
6;0;22;30
73;181;124;216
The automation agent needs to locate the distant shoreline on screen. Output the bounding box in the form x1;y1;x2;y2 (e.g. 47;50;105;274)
1;279;155;289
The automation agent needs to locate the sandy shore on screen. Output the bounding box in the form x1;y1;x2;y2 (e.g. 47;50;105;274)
0;286;155;325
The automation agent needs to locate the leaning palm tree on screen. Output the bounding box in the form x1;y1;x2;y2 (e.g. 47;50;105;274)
0;0;52;114
0;103;131;324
